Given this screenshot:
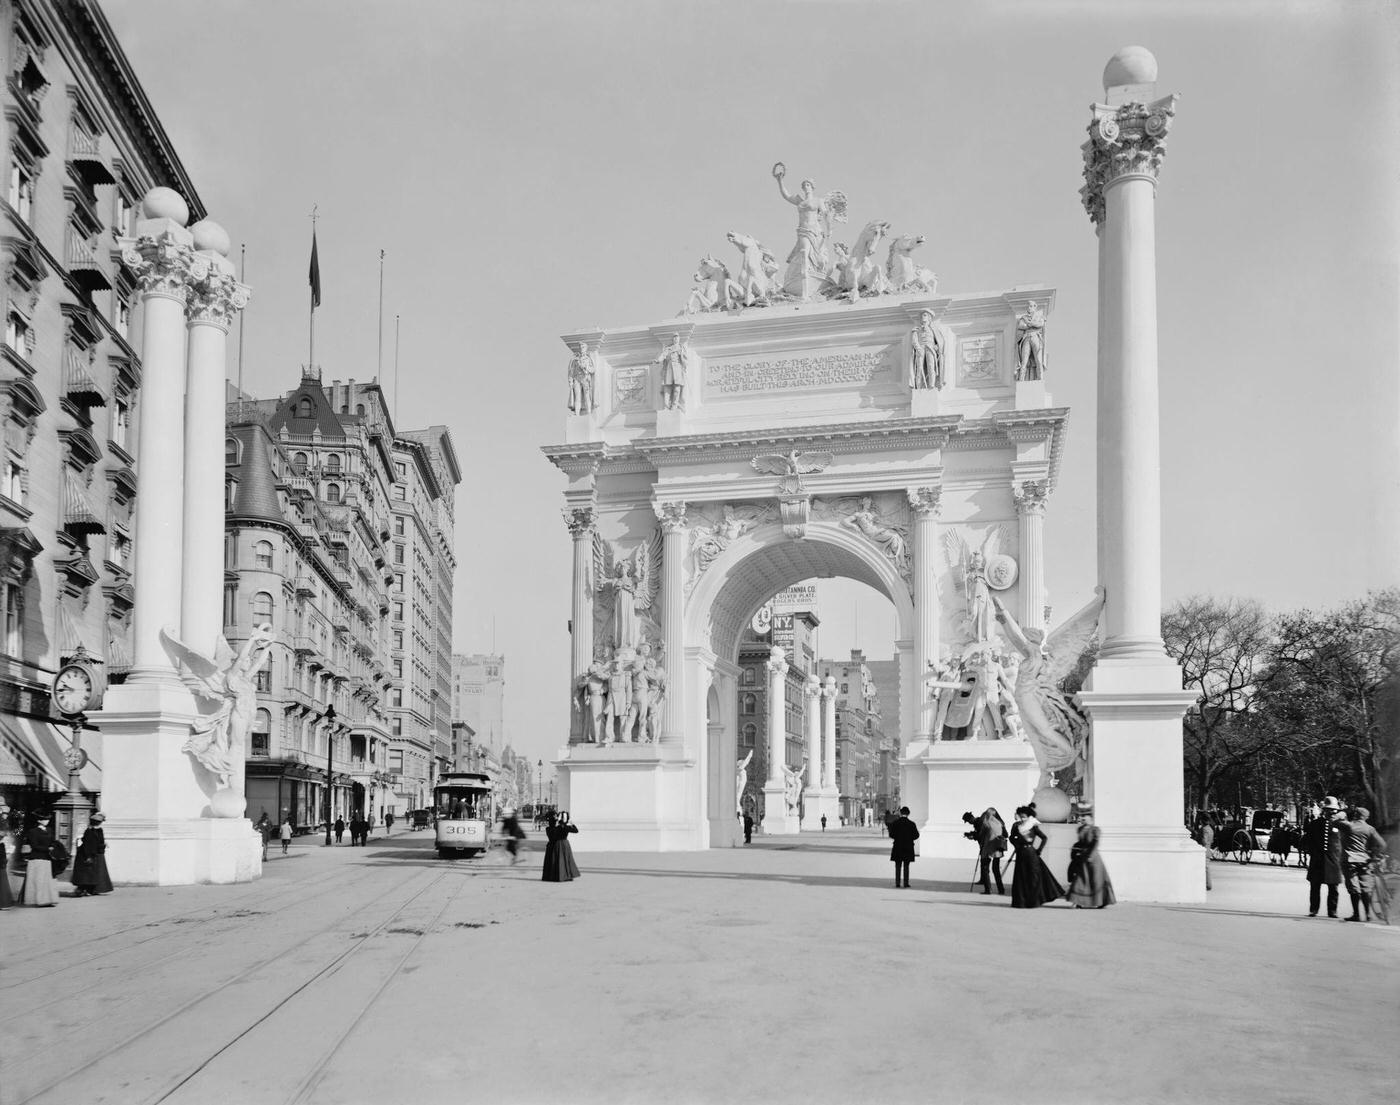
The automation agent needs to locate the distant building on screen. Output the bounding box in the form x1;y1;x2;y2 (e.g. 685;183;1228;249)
2;0;203;823
820;649;895;824
735;604;818;815
452;652;504;760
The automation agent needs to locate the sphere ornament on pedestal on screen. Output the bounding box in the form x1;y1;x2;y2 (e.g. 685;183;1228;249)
210;788;247;818
1103;46;1158;91
190;219;231;256
1032;782;1072;823
141;186;189;225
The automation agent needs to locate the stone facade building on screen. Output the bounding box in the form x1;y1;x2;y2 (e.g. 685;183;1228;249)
735;608;817;815
224;374;457;826
451;651;504;761
820;649;894;824
1;0;202;818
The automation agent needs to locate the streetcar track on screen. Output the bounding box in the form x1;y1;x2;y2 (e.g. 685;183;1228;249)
13;867;437;1105
0;863;381;1008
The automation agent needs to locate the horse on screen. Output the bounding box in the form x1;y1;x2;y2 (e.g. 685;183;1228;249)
685;254;741;313
726;231;778;308
885;234;938;294
833;220;893;303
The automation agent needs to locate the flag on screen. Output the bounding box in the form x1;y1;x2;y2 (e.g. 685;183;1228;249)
308;228;322;309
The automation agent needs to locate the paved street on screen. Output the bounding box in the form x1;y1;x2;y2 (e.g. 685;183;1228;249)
2;828;1395;1105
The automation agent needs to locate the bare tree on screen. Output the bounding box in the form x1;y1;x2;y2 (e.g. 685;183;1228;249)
1162;596;1274;810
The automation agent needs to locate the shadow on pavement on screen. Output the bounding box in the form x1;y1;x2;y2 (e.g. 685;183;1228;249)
584;865;975;894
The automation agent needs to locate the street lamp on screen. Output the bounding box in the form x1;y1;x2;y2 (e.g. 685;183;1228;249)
323;703;337;846
537;758;543;813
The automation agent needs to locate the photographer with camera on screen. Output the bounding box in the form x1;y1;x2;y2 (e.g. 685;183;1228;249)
962;808;1008;895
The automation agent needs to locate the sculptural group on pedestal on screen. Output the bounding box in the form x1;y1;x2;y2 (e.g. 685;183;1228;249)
575;641;668;746
681;163;941;316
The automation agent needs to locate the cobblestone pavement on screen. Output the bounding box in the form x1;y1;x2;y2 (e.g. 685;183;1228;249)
2;828;1394;1105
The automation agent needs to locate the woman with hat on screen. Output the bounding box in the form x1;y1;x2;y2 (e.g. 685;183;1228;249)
19;812;58;907
1009;805;1063;908
71;811;114;897
541;810;580;882
0;804;13;909
1304;796;1346;918
1066;805;1116;909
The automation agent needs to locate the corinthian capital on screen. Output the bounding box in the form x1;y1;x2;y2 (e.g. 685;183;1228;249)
907;486;942;517
652;499;688;534
766;646;788;679
562;504;596;536
187;269;251;331
1080;94;1179;226
1013;479;1051;515
119;233;207;302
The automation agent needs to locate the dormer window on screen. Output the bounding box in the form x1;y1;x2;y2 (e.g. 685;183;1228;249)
295;398;314;418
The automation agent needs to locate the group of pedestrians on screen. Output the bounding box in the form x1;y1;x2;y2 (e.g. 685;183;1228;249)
2;808;112;909
1304;796;1388;922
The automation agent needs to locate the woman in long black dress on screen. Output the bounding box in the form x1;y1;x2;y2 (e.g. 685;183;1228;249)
1065;808;1115;909
1010;804;1063;908
20;813;58;907
71;812;114;897
541;811;580;882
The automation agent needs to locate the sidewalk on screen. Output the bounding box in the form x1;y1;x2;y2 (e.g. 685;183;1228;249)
2;830;1394;1105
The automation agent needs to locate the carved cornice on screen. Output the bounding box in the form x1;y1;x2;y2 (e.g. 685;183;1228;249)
562;504;596;536
1080;94;1179;226
1013;479;1050;515
118;231;205;302
907;485;942;517
652;499;688;533
186;267;250;331
637;416;962;465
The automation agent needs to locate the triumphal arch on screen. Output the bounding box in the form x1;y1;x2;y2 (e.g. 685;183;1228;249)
544;165;1075;853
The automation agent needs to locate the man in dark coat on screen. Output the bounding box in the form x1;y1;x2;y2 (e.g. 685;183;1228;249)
1305;795;1346;917
888;806;920;889
964;808;1008;894
743;812;754;844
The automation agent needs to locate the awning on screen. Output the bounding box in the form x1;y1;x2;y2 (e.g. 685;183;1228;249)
0;713;103;793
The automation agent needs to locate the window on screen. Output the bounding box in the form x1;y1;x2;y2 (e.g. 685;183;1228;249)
356;404;365;416
395;461;407;478
252;591;274;621
393;602;404;621
2;455;24;506
295;398;314;418
225;439;238;464
741;723;757;747
325;454;341;473
5;310;32;360
393;486;405;501
392;659;403;679
107;532;130;571
392;717;402;736
393;544;403;564
1;580;21;655
388;748;404;771
115;294;131;341
741;693;756;716
111;398;130;451
292;452;308;475
255;665;271;694
225;478;237;509
7;163;34;224
394;517;405;536
251;709;271;756
394;574;403;592
254;540;273;569
742;667;756;686
391;689;402;707
392;630;403;650
325;483;341;503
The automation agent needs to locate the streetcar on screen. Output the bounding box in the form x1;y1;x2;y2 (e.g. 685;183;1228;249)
432;771;495;858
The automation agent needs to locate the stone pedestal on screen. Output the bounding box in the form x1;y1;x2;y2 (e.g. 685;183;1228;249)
902;740;1040;859
565;413;598;444
909;389;941;417
91;681;263;884
1013;379;1048;409
762;783;799;835
800;787;824;831
655;410;687;437
554;743;700;851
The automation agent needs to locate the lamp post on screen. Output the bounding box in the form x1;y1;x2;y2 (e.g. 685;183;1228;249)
323;703;337;846
537;758;543;813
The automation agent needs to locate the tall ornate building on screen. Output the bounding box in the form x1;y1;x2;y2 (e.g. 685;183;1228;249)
1;0;202;815
224;375;457;826
820;649;891;824
451;652;505;757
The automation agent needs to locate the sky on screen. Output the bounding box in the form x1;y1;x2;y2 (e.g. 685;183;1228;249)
104;0;1399;770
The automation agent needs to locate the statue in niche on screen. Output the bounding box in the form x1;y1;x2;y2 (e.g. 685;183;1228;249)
726;231;779;308
620;643;653;743
1015;301;1047;381
736;750;753;814
944;527;1011;645
643;646;667;743
600;649;631;746
750;450;834;497
838;496;909;573
691;504;765;575
654;334;696;411
567;342;596;413
908;310;946;390
593;535;660;652
926;652;963;737
772;162;847;299
834;220;894;304
885;235;938;294
574;650;611;743
992;590;1105;787
782;758;808;813
160;624;275;798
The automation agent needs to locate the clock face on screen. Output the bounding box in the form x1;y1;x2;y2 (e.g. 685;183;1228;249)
53;666;93;715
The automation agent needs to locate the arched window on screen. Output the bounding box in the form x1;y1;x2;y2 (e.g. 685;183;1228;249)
355;404;365;416
254;540;273;569
742;667;756;686
295;398;314;418
741;723;757;747
252;591;274;621
326;483;342;503
292;452;308;475
325;454;341;473
251;709;271;757
741;693;757;716
225;438;238;464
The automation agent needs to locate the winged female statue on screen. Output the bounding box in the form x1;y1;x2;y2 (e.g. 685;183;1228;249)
160;623;276;791
750;449;834;496
836;495;909;573
991;589;1105;788
593;535;661;651
943;526;1009;644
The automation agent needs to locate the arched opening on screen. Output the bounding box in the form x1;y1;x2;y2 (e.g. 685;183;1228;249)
685;521;915;847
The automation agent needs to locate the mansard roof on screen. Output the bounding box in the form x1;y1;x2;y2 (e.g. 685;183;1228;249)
227;424;284;526
268;375;346;440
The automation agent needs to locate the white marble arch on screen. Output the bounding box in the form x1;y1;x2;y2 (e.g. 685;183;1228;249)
685;520;916;847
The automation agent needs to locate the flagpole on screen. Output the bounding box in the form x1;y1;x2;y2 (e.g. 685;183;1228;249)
394;313;401;419
308;205;318;374
237;242;246;398
377;250;385;382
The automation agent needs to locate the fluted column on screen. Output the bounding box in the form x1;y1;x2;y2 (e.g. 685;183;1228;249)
1082;81;1179;660
562;504;596;681
183;222;249;659
821;675;837;791
907;486;941;739
765;648;788;785
653;500;687;745
120;189;206;685
1013;480;1049;633
804;675;821;788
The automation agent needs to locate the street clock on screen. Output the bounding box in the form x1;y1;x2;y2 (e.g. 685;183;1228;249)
52;648;102;717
